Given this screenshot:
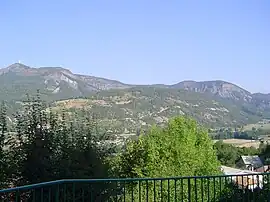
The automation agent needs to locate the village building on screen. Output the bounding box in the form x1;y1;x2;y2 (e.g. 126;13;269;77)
236;156;263;171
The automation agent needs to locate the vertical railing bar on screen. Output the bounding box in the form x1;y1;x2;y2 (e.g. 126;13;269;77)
225;176;230;202
154;179;156;202
168;179;170;202
64;184;66;202
195;177;197;202
114;181;118;202
41;188;44;202
174;179;177;202
247;175;250;202
267;173;270;202
82;185;85;202
147;179;150;202
139;180;141;202
260;174;262;191
90;183;93;202
73;183;75;201
124;180;126;202
219;176;222;200
131;181;134;202
263;173;270;201
188;178;191;202
55;184;59;202
181;179;183;202
213;176;216;202
252;175;255;201
207;177;210;202
232;175;235;202
201;178;204;202
226;176;229;202
257;174;260;199
48;187;51;202
32;189;36;202
161;180;163;201
15;190;19;202
242;175;244;202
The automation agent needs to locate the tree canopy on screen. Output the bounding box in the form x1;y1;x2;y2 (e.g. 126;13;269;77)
113;116;221;201
117;116;220;178
214;140;259;167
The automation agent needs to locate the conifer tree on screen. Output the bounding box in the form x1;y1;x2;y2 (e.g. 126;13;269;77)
0;101;8;188
13;91;55;185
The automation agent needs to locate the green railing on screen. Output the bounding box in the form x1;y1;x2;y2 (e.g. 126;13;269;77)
1;173;270;201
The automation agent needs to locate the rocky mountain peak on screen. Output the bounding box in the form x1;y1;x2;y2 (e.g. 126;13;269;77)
7;63;30;70
0;63;31;75
0;63;131;96
171;80;252;101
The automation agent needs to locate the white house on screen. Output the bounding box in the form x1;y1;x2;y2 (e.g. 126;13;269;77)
221;165;263;190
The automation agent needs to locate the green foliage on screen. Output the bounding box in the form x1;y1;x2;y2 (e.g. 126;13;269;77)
0;92;117;200
0;101;8;188
258;144;270;164
214;140;259;166
113;116;221;201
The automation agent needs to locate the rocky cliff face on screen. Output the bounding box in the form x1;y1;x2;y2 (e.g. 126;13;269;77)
171;80;252;101
170;80;270;113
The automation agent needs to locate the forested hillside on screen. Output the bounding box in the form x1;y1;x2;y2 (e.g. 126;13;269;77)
1;63;270;132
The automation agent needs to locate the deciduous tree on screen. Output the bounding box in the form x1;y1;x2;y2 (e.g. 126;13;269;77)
114;116;221;201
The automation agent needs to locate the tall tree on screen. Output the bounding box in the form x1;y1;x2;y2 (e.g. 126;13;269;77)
114;116;221;201
16;91;55;185
0;101;8;188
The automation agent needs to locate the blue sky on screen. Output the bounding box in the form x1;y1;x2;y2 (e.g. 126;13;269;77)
0;1;269;93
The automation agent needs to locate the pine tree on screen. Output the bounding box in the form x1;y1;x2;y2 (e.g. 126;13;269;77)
14;91;55;185
0;101;8;188
2;92;117;200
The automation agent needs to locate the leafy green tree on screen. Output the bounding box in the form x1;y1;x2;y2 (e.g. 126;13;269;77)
214;141;238;166
114;116;221;201
214;140;259;167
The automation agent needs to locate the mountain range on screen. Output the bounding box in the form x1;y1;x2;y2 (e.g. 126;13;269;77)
1;63;270;132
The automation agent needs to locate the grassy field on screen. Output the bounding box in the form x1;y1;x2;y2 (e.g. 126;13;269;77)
213;138;261;149
243;123;270;131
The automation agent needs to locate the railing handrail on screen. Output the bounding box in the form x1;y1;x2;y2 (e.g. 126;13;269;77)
0;172;268;193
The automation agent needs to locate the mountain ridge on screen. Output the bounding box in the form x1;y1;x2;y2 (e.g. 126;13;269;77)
1;63;267;96
1;63;270;130
1;63;269;107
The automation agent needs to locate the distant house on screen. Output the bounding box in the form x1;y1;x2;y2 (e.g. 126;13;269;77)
221;166;263;190
236;156;263;171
